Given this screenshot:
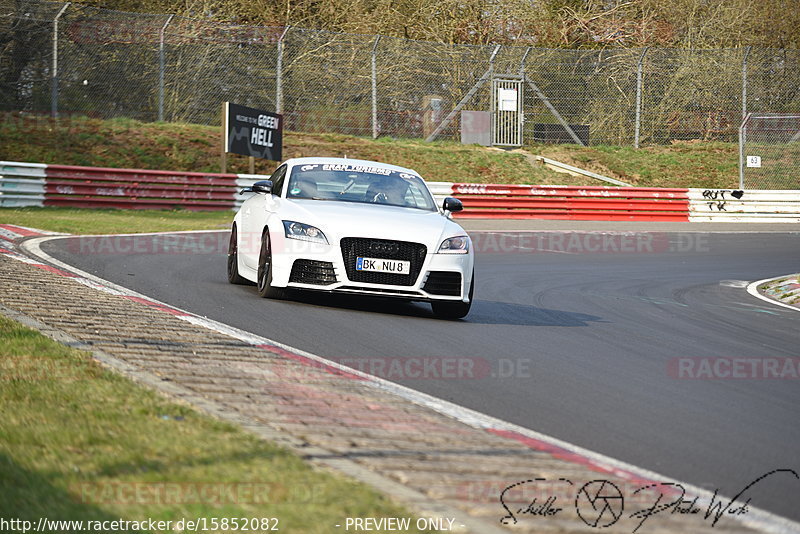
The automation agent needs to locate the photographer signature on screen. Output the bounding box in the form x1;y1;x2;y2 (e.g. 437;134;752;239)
499;468;798;532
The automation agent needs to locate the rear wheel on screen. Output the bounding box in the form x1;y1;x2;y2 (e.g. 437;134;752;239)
257;231;288;299
227;225;248;285
431;271;474;319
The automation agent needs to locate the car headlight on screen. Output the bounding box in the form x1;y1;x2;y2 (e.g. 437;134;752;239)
282;221;329;244
438;235;470;254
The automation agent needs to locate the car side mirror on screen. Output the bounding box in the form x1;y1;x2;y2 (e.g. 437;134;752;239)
442;197;463;212
252;180;273;195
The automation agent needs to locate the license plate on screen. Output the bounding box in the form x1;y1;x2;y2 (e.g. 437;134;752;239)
356;257;411;275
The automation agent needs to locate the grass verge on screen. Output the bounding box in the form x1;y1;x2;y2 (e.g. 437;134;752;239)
0;114;574;185
0;314;430;533
0;208;234;235
3;112;748;188
532;140;739;189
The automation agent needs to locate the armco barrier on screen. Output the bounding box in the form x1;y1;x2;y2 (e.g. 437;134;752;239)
442;183;692;222
1;161;260;210
433;183;800;222
3;162;800;221
43;164;243;210
688;189;800;223
0;161;47;208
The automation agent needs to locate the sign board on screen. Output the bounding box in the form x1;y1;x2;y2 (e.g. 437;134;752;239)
746;155;762;168
497;88;518;112
461;111;490;146
223;102;283;161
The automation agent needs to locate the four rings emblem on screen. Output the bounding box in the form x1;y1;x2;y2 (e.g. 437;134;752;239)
368;242;400;255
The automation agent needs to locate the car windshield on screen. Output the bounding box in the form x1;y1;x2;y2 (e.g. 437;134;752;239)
285;163;437;211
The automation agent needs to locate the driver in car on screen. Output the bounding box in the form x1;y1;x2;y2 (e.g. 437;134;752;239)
367;176;409;206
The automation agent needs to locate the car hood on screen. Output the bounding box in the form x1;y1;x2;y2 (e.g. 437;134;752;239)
278;199;465;247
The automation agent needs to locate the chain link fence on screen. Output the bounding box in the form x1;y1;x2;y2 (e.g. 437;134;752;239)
740;114;800;190
2;0;800;157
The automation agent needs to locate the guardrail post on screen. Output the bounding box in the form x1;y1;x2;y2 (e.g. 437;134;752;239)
276;26;290;114
51;2;70;118
634;47;649;149
371;36;381;139
158;14;174;122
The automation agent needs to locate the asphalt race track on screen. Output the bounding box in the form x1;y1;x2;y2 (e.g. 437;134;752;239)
41;226;800;522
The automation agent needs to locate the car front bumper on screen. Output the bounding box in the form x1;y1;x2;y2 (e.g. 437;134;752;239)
271;236;473;302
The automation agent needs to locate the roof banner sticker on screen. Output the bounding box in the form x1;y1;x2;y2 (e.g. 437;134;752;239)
320;163;392;176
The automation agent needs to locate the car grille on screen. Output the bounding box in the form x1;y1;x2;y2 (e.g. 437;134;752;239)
340;238;426;286
289;260;337;285
422;271;462;296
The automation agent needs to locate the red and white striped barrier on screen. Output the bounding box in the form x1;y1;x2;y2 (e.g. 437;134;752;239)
429;182;800;222
430;182;691;222
688;189;800;223
1;161;260;211
3;162;799;221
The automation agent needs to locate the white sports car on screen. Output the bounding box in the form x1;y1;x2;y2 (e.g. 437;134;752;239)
227;157;474;319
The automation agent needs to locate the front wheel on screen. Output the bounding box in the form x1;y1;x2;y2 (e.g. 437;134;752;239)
431;271;473;319
257;231;288;299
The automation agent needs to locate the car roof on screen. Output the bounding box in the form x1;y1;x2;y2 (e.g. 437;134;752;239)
281;157;420;176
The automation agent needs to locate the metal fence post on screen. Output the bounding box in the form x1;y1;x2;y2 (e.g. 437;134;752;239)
634;47;649;149
739;113;751;189
158;14;174;122
742;46;752;120
51;2;70;118
516;47;532;145
518;47;531;77
371;36;381;139
276;26;290;114
739;49;753;190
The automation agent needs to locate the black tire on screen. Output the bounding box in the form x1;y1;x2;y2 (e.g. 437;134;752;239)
227;225;249;285
431;271;474;319
257;230;288;299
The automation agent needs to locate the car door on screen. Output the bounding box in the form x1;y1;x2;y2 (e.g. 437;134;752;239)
241;164;287;269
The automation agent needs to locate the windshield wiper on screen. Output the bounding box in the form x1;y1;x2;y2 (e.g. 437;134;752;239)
340;178;356;195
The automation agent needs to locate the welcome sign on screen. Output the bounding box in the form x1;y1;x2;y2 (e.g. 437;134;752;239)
223;102;283;161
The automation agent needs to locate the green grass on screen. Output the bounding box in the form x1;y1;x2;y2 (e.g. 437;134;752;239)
0;315;430;533
531;141;740;188
0;113;572;184
0;208;234;235
1;112;746;188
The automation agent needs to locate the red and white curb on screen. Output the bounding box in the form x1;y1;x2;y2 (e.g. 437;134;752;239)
1;227;797;534
0;223;65;243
